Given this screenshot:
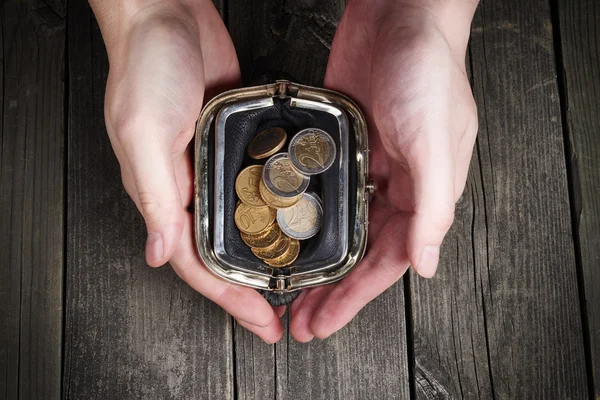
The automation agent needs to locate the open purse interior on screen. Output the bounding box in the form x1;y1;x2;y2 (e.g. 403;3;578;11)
195;82;369;295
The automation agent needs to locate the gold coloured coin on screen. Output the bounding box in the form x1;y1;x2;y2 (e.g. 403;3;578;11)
234;203;276;234
263;153;310;198
276;192;322;240
251;237;290;260
264;239;300;267
240;223;282;249
288;128;336;175
247;127;287;160
235;165;267;207
259;178;301;209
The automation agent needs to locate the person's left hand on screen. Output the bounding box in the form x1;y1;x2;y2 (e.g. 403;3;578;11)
290;0;479;341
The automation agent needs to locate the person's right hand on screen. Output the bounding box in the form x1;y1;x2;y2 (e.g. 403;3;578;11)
92;0;284;343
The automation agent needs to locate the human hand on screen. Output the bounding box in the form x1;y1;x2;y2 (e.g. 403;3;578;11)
92;0;284;342
291;0;479;341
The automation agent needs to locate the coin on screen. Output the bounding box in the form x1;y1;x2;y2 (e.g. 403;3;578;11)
276;192;322;240
288;128;336;175
234;203;276;234
264;239;300;267
259;178;301;209
251;236;290;260
247;127;287;160
240;223;281;249
235;165;267;207
263;153;310;198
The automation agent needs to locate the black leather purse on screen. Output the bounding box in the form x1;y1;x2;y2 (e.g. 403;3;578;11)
194;81;372;305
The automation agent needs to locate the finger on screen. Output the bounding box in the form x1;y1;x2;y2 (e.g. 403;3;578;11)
290;286;333;342
289;289;309;316
274;305;287;318
236;318;283;345
309;215;410;339
116;120;185;267
454;113;478;202
170;213;278;331
401;131;456;279
174;146;194;208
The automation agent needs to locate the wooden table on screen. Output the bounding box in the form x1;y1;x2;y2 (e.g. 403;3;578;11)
1;0;598;398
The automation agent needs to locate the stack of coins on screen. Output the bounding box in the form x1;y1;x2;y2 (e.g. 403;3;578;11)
234;127;335;267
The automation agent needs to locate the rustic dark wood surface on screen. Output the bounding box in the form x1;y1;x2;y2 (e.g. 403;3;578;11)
411;0;589;398
0;0;598;398
63;1;234;399
557;0;600;396
0;1;65;399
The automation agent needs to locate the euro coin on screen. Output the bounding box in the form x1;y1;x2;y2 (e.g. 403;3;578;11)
235;165;267;207
247;127;287;160
277;192;322;240
251;236;290;260
264;239;300;267
288;128;336;175
240;223;281;249
234;203;276;235
259;178;301;209
263;153;309;198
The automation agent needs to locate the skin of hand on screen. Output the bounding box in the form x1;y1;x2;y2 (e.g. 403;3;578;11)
90;0;284;343
290;0;479;342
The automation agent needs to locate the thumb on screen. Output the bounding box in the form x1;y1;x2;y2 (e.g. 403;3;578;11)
118;120;186;267
404;133;456;278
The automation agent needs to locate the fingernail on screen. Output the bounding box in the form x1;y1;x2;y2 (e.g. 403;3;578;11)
303;334;315;343
417;246;440;278
146;232;164;266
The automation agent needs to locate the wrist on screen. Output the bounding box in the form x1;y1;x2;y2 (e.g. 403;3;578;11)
372;0;478;60
89;0;204;62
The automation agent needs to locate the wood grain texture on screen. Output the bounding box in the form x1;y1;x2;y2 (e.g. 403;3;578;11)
229;0;346;86
229;0;410;398
0;1;65;399
235;287;410;400
64;2;233;399
557;0;600;395
412;0;588;398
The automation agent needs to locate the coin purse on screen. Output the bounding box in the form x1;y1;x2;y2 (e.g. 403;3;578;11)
194;81;370;301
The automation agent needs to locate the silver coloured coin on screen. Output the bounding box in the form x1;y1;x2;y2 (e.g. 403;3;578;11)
277;192;323;240
288;128;336;175
263;153;310;199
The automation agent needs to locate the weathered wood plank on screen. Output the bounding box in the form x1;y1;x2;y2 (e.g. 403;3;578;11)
557;0;600;395
229;1;411;398
411;0;588;398
235;287;410;400
0;1;65;399
410;150;494;399
64;3;233;399
229;0;345;86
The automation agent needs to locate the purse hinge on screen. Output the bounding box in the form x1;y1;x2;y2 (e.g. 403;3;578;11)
275;80;300;98
270;276;291;292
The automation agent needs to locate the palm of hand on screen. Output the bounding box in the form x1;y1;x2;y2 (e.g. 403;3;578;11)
103;4;286;344
290;3;477;341
105;7;240;210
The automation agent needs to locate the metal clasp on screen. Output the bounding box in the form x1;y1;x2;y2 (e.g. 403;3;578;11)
275;80;299;98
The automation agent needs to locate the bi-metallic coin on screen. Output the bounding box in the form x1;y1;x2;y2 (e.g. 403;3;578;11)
247;127;287;160
288;128;336;175
263;153;310;199
258;178;301;209
235;165;267;207
277;193;322;240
